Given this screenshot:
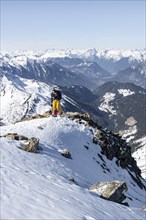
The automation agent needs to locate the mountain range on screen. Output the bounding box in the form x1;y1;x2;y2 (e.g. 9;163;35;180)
0;49;146;219
1;49;146;150
1;49;146;90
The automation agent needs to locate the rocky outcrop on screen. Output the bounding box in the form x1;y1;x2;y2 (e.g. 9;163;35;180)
20;137;39;153
92;128;145;189
141;205;146;211
89;180;128;205
2;133;28;141
1;133;39;153
3;112;144;190
60;148;72;159
65;112;145;189
65;112;102;129
20;110;52;122
93;129;131;161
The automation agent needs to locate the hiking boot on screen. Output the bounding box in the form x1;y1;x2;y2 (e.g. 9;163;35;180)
53;110;57;117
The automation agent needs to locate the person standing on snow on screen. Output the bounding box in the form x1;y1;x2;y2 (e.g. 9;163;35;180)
51;86;63;117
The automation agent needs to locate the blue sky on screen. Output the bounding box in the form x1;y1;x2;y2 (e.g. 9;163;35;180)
1;0;145;51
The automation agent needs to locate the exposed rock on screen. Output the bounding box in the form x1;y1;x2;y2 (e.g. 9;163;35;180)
65;112;90;121
6;111;144;190
127;171;146;190
89;180;128;205
65;112;102;129
60;148;72;159
91;126;145;189
20;137;39;153
140;205;146;211
1;133;39;153
20;110;52;122
2;133;28;141
125;116;137;126
42;110;52;117
64;112;144;189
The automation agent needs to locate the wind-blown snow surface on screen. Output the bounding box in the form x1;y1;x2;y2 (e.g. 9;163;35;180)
133;137;146;179
0;116;145;219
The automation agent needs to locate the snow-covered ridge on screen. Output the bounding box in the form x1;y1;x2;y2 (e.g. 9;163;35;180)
0;73;78;125
0;74;52;124
99;92;117;115
1;115;146;219
1;48;146;90
0;66;146;218
1;48;146;64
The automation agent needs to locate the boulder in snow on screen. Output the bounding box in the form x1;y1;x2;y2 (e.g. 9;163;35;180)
60;148;72;159
2;133;28;141
89;180;128;205
20;137;39;153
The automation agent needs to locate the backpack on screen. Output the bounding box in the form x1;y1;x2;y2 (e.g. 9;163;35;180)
56;90;62;100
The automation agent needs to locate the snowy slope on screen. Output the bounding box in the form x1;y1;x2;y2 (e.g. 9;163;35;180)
0;71;146;219
1;73;145;185
93;82;146;152
0;73;84;126
0;73;52;124
0;116;146;219
132;137;146;179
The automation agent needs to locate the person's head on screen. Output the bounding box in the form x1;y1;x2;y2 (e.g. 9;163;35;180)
52;86;59;91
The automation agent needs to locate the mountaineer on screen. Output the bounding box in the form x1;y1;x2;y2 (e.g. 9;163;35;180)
51;86;63;117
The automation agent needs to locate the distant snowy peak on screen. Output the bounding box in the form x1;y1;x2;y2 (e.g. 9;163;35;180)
3;55;28;67
1;48;145;90
1;48;145;62
82;49;145;62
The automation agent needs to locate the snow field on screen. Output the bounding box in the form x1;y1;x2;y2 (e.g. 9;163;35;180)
0;116;145;219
